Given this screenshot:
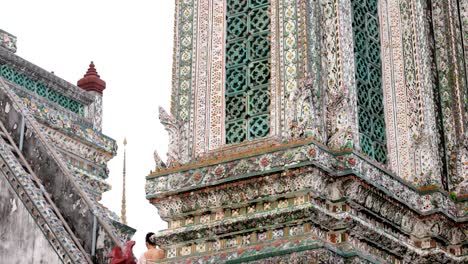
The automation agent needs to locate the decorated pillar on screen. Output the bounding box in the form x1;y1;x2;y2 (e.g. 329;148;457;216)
77;61;106;131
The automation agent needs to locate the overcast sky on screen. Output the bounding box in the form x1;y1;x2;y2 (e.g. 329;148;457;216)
1;0;174;257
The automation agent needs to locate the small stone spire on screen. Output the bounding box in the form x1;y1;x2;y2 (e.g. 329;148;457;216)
77;61;106;94
121;138;127;225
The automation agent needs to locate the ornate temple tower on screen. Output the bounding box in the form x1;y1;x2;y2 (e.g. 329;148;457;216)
0;30;135;263
146;0;467;263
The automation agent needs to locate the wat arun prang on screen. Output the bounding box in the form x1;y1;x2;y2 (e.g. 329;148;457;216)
146;0;468;263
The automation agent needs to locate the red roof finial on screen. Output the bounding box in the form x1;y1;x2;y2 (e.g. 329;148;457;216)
85;61;99;76
77;61;106;94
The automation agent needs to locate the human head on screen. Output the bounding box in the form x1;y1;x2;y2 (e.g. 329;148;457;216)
145;232;156;247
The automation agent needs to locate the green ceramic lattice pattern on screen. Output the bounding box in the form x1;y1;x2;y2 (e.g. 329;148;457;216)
0;64;84;115
352;0;387;163
225;0;271;144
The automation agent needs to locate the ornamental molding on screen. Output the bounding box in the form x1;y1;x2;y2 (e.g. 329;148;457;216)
38;123;112;166
147;138;467;219
151;194;466;262
69;164;111;197
20;95;117;155
152;171;465;245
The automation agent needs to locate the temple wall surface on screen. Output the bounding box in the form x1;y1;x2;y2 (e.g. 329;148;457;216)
0;173;61;263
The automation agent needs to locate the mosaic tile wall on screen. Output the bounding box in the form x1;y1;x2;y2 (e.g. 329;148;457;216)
150;0;468;262
160;0;468;192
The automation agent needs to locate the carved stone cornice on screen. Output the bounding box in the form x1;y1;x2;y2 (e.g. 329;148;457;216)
151;195;466;262
147;139;467;221
152;169;466;247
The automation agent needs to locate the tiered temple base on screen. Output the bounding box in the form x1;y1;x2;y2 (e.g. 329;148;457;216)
146;140;467;263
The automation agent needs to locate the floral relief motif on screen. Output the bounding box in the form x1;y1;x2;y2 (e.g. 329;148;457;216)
167;247;177;258
180;245;191;256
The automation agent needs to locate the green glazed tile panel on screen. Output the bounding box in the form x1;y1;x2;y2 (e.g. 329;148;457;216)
351;0;387;164
0;64;85;115
225;0;271;144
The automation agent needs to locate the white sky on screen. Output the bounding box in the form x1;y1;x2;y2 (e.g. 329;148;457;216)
1;0;174;257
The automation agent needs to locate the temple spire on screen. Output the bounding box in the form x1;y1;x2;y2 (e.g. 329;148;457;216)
121;137;127;225
77;61;106;94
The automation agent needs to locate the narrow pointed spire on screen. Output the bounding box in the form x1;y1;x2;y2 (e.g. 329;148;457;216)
121;137;127;225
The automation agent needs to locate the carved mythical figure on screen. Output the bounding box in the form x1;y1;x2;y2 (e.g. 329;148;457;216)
159;107;180;167
153;150;166;171
290;76;324;140
107;240;137;264
326;93;353;150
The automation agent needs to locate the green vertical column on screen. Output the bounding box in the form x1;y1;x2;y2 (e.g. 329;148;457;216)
352;0;387;163
225;0;271;144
